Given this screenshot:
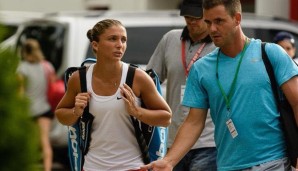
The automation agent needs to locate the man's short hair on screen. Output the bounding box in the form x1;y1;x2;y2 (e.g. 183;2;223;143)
202;0;242;16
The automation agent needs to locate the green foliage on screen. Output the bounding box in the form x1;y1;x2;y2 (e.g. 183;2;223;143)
0;25;40;171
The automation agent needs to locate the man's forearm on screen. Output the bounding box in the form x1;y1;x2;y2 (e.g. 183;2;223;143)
163;113;205;167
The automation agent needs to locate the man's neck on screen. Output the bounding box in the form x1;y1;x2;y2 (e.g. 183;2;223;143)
221;33;248;58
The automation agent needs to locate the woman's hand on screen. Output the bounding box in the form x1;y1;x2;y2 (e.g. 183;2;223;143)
120;84;141;118
73;92;91;117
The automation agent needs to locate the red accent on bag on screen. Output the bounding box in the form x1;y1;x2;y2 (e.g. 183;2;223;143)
42;60;65;111
47;79;65;111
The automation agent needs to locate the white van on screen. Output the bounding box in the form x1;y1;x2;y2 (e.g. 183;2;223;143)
0;11;45;41
3;11;298;77
4;10;185;77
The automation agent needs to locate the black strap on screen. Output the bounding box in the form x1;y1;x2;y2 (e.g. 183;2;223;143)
78;66;90;114
126;65;136;88
78;66;87;93
261;42;280;108
125;65;151;164
78;66;94;158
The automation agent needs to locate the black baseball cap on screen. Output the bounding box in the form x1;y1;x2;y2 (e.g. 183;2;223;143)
180;0;203;18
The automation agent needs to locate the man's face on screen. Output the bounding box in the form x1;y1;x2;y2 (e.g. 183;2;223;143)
203;5;240;47
184;16;208;38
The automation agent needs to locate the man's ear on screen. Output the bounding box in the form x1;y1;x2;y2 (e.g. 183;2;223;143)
235;12;242;26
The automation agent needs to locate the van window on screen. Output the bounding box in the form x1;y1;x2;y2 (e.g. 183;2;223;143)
85;26;183;65
16;24;66;71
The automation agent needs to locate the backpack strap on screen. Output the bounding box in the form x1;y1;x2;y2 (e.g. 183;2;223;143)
77;66;93;156
261;42;280;106
78;66;87;93
126;65;136;88
125;64;151;164
77;66;90;117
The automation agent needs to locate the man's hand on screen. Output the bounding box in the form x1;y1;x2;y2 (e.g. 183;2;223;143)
140;158;173;171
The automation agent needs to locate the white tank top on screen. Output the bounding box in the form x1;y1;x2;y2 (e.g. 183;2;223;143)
83;62;144;171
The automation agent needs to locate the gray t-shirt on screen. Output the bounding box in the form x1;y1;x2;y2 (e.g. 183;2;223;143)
147;29;216;149
18;61;51;116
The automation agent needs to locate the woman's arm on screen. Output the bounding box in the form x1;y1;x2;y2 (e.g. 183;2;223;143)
141;108;208;170
55;71;91;126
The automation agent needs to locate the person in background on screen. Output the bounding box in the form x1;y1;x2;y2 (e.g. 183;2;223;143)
146;0;217;170
18;38;54;171
273;31;296;60
141;0;298;170
55;19;172;171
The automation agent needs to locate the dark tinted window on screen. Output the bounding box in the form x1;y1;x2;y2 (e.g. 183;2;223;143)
16;24;65;72
85;26;183;65
124;27;182;64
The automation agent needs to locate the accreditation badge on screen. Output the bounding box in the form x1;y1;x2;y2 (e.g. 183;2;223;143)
226;119;238;138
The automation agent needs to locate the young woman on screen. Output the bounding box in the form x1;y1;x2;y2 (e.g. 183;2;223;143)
18;39;55;171
55;19;172;171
